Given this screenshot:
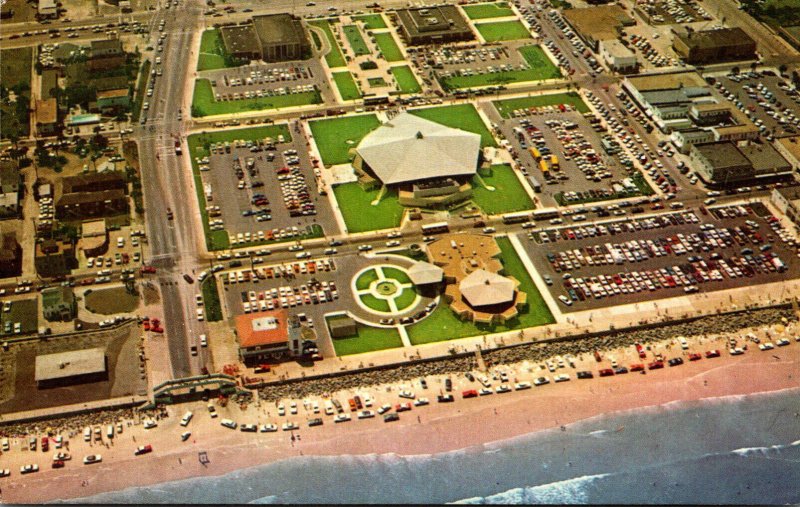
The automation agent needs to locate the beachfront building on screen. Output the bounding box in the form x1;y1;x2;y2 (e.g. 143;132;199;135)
235;311;315;365
428;233;526;324
34;348;108;388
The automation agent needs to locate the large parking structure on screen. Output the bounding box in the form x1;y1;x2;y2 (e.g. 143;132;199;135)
308;113;381;166
406;236;554;345
493;92;589;118
475;20;532;42
192;79;322;116
462;2;516;20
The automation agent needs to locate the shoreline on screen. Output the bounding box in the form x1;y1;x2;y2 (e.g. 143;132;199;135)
1;321;799;503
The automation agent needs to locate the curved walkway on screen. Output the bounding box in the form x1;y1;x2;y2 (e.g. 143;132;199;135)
352;264;420;315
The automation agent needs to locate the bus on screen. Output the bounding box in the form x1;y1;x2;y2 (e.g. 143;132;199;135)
502;211;532;224
539;158;549;176
532;208;560;221
529;146;541;161
550;155;560;170
422;222;449;235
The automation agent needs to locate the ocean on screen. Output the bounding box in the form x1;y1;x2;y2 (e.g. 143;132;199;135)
62;388;800;504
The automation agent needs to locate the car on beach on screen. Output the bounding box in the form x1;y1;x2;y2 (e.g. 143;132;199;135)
334;414;351;423
180;411;193;427
534;377;550;386
629;364;645;372
598;369;614;377
240;424;258;432
53;452;71;461
776;339;790;347
52;460;65;469
278;404;286;416
705;350;721;358
83;455;102;465
576;371;594;379
398;390;415;400
465;372;475;382
0;469;10;477
135;445;153;455
377;404;392;415
479;388;493;396
282;422;299;431
143;420;157;429
207;404;217;418
420;379;428;390
668;358;684;367
688;353;702;361
181;432;191;442
437;394;455;403
260;424;278;432
413;397;430;406
324;402;335;415
614;367;629;375
758;342;775;351
395;402;412;412
495;384;512;393
514;382;532;390
383;413;400;423
729;348;745;356
462;389;478;398
20;464;39;474
358;410;375;419
308;418;323;427
220;419;237;429
648;360;664;370
554;374;570;383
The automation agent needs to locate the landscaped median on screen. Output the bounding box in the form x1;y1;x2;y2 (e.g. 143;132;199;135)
309;19;346;68
331;71;362;101
474;20;531;41
390;65;421;94
191;79;321;117
373;32;404;62
308;113;381;166
332;183;404;233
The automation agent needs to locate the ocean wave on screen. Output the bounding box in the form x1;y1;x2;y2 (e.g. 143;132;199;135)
452;474;611;505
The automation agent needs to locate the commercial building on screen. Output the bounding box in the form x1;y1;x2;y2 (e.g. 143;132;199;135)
771;186;800;226
221;14;311;63
562;5;635;51
37;0;57;19
79;219;109;258
395;5;474;45
689;141;793;187
0;232;22;278
672;27;756;64
599;39;638;74
56;189;129;219
90;39;124;58
62;172;126;194
775;135;800;169
34;239;76;277
96;88;131;112
34;348;107;388
0;160;21;218
35;98;59;136
235;311;313;365
407;260;445;286
42;286;77;322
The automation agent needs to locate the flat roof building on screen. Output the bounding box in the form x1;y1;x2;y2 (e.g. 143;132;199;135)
235;310;307;365
396;5;474;45
38;0;57;19
562;5;635;50
42;286;76;322
690;141;793;187
672;27;756;64
599;39;638;74
35;98;58;136
34;348;107;388
221;14;311;63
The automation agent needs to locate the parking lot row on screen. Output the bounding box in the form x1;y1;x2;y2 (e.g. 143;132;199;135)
221;258;337;286
239;280;340;313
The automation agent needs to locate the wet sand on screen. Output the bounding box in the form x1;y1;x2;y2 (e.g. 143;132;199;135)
1;328;799;503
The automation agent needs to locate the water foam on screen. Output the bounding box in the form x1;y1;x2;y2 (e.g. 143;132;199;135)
452;474;611;505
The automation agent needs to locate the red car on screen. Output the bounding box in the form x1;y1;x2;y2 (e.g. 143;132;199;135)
134;445;152;456
142;318;151;331
688;353;702;361
462;389;478;399
629;364;645;372
41;437;49;452
635;343;647;359
598;369;614;377
140;266;157;274
254;364;271;374
52;460;65;469
648;360;664;370
395;402;412;413
705;350;721;358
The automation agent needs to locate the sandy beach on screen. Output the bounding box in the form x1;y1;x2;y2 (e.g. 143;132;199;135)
1;324;799;503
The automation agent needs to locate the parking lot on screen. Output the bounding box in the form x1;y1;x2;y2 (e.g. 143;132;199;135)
199;126;339;243
203;61;326;101
636;0;713;25
714;71;800;139
521;203;800;311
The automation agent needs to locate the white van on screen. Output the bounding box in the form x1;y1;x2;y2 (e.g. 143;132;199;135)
83;427;91;442
180;411;193;427
106;425;114;439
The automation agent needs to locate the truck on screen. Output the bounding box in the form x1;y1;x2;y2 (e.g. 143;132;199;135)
772;257;786;272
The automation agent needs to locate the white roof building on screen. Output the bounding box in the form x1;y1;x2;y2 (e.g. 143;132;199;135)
355;113;481;185
459;269;515;307
407;261;444;285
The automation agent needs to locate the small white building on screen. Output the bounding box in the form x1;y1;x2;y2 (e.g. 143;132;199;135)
599;40;638;74
38;0;57;18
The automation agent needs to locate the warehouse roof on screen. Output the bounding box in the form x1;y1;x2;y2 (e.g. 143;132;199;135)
562;5;634;43
220;24;260;56
694;142;750;169
356;113;481;185
674;27;754;50
35;348;106;382
625;71;707;92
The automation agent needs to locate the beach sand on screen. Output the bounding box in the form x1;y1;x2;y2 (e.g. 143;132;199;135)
1;327;799;503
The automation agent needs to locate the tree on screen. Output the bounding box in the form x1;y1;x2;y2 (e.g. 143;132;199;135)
730;66;740;75
64;83;96;109
779;63;788;75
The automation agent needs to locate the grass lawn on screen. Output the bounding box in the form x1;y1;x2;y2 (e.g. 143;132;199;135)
373;32;404;62
332;183;404;233
0;298;38;336
407;236;554;345
462;2;515;19
410;104;497;147
192;79;321;116
309;114;380;165
201;276;223;322
330;320;404;356
0;47;32;139
368;77;389;87
391;65;421;94
493;91;588;118
475;20;531;41
132;59;151;123
309;20;346;68
518;45;561;78
197;29;237;71
332;71;362;101
188;125;292;250
394;287;418;310
360;293;391;312
382;266;411;284
356;268;379;290
343;24;371;56
472;164;534;215
354;13;387;29
85;287;139;314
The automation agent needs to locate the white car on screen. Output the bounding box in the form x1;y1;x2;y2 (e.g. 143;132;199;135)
53;452;71;461
282;422;299;431
357;410;375;419
0;469;10;477
413;397;430;406
558;295;573;306
334;414;351;423
20;464;38;474
220;419;237;429
398;390;415;400
143;420;157;429
554;374;571;382
83;454;102;465
514;382;532;390
260;424;278;433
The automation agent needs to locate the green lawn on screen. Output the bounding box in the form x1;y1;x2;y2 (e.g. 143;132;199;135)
407;236;554;345
360;293;391;312
132;59;151;123
0;47;32;139
395;287;418;310
332;183;404;233
354;13;388;29
391;65;421;94
475;20;531;41
343;24;371;56
332;71;362;101
356;268;379;290
472;165;534;215
440;45;560;90
330;320;404;356
309;114;380;165
201;276;223;322
187;125;292;250
373;32;404;62
309;20;347;68
462;2;515;19
493;91;588;118
197;29;243;71
192;79;321;116
382;266;411;284
368;77;389;87
409;104;496;147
